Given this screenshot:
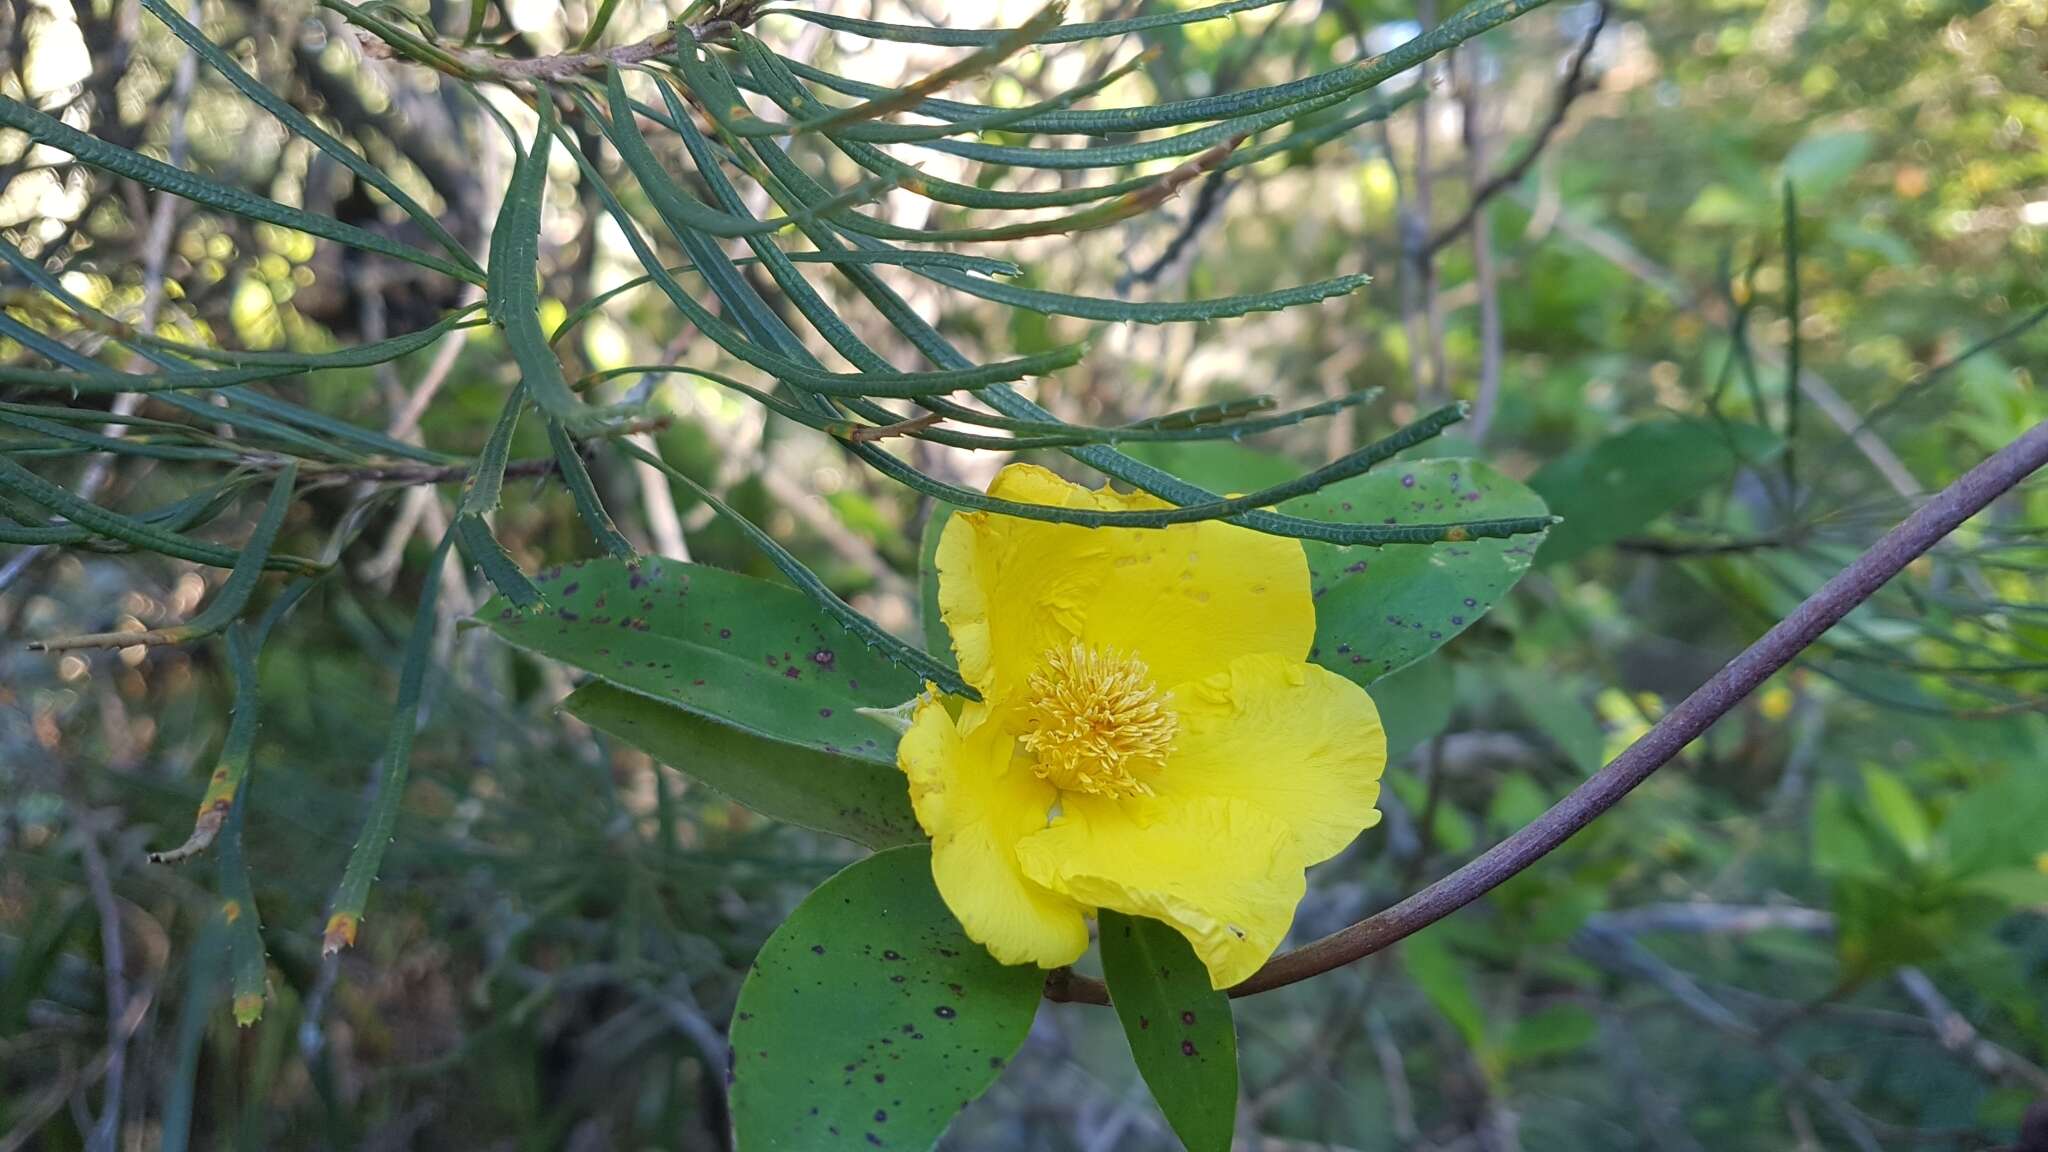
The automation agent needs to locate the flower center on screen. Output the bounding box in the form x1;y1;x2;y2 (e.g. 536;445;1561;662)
1020;642;1177;798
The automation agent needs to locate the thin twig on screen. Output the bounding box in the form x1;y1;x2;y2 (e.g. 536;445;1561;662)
621;333;695;561
385;292;481;442
1365;1008;1420;1143
1423;2;1606;259
1616;532;1797;557
1120;167;1233;290
1115;0;1295;291
314;456;562;486
1896;967;2048;1094
756;468;913;601
1046;417;2048;1005
846;411;944;443
72;811;127;1152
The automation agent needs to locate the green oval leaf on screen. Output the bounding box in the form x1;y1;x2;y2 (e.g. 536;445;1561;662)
731;845;1042;1150
1285;459;1549;684
1939;764;2048;878
563;682;920;849
1099;911;1238;1152
1781;128;1873;199
479;558;919;764
1528;418;1780;565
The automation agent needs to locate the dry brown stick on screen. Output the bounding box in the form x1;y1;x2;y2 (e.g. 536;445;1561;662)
1045;417;2048;1005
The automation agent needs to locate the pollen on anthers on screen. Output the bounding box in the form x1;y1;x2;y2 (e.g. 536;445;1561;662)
1020;641;1178;798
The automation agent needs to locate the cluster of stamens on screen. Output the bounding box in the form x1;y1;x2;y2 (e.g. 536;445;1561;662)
1020;642;1178;798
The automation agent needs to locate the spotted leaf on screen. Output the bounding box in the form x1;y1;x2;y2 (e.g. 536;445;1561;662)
730;845;1043;1150
1284;459;1548;684
1099;911;1238;1152
563;682;920;849
479;558;918;764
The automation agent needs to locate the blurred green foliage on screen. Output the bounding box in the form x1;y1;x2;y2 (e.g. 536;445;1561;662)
4;0;2047;1149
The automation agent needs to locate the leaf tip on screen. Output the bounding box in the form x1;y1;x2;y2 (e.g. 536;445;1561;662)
322;912;359;956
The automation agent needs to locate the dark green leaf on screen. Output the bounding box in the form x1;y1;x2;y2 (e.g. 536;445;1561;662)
773;0;1539;135
915;267;1371;324
453;389;545;608
618;442;971;696
1529;418;1780;565
1400;926;1488;1055
1287;459;1549;684
486;96;627;435
547;420;635;559
787;3;1063;135
160;915;227;1152
730;845;1042;1150
480;558;920;764
0;455;320;575
1859;764;1932;862
564;682;919;849
1941;764;2048;878
1099;911;1238;1152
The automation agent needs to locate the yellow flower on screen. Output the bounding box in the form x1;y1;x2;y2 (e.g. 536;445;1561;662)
899;464;1387;989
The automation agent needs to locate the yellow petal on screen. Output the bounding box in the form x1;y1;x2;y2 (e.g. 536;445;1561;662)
936;463;1314;701
1015;795;1307;988
935;465;1113;705
899;695;1091;968
1158;653;1387;865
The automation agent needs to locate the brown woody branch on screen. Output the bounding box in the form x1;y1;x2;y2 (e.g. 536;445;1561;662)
1045;417;2048;1006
